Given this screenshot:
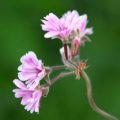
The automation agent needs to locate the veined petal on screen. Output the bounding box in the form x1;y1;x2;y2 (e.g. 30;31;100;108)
13;79;27;90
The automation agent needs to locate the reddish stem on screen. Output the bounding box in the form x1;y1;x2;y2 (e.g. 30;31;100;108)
64;44;68;60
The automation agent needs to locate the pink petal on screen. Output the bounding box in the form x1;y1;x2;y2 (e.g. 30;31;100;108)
20;51;38;68
44;31;59;38
13;79;27;90
79;14;87;32
18;72;36;81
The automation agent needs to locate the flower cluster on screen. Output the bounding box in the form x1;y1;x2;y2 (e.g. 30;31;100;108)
13;51;47;113
13;10;92;114
12;10;118;120
41;10;93;43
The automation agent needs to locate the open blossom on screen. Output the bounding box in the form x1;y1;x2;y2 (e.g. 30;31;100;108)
41;10;93;41
18;51;46;90
61;10;81;31
13;79;42;113
61;10;93;38
41;13;70;40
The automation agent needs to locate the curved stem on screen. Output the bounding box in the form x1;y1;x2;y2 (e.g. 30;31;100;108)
81;70;118;120
45;65;68;86
44;71;75;87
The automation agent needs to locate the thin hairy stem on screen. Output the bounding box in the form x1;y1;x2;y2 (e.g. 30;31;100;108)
45;65;67;85
51;65;66;71
81;70;118;120
44;71;75;87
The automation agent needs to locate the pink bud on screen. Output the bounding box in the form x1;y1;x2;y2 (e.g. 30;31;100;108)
71;37;81;57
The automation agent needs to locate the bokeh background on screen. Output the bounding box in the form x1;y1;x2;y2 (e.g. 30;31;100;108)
0;0;120;120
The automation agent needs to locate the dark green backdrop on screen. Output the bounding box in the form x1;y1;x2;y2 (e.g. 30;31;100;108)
0;0;120;120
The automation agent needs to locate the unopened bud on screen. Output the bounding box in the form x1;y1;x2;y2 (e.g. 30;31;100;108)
71;37;81;57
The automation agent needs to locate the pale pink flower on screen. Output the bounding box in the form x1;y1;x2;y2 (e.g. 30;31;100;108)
41;13;70;40
18;51;46;90
61;10;80;30
61;10;93;38
13;79;42;113
41;11;93;41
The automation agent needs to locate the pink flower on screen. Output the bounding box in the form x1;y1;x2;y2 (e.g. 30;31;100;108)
41;13;70;40
13;79;42;113
18;51;46;90
61;10;80;30
41;11;93;41
61;10;93;38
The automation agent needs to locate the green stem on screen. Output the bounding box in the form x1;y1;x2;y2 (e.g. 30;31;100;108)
81;70;118;120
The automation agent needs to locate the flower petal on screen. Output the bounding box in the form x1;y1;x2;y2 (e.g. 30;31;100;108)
13;79;27;90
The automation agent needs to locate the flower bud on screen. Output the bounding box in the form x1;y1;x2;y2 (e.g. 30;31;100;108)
71;37;81;57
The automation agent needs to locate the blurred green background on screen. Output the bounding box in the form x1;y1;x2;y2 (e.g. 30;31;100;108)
0;0;120;120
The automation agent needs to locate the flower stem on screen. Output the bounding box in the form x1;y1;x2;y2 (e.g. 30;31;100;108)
44;71;75;87
81;70;118;120
51;65;66;71
64;43;68;60
45;65;66;85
